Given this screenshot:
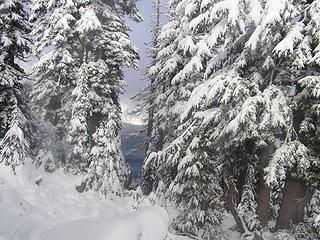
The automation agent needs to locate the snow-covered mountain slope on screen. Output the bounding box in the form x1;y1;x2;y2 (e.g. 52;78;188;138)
122;113;145;126
0;168;185;240
121;100;146;126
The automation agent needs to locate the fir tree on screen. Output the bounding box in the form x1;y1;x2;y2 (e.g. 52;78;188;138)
0;0;32;176
237;164;260;233
146;0;163;155
144;0;320;237
79;110;130;196
142;0;183;194
143;0;264;237
136;0;164;194
143;0;249;236
31;0;140;195
169;133;224;238
274;0;320;232
30;0;78;138
72;1;139;194
179;0;319;234
66;62;91;173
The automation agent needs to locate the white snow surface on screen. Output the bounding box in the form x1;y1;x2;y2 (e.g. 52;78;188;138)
0;168;171;240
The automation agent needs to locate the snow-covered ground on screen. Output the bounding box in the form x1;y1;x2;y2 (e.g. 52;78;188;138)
0;164;243;240
0;168;186;240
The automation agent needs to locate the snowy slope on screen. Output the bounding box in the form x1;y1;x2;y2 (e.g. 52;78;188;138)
121;103;146;126
0;168;186;240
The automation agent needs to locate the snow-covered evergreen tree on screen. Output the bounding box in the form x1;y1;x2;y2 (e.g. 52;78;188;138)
179;0;320;234
144;0;265;233
31;0;140;194
169;134;224;238
283;0;320;233
79;113;130;196
73;60;131;195
0;0;30;69
238;164;260;233
0;98;29;174
143;0;264;236
66;63;91;173
179;0;308;233
72;1;138;194
31;0;77;138
306;190;320;235
134;0;165;194
0;0;32;176
145;0;163;155
142;0;183;194
144;0;320;237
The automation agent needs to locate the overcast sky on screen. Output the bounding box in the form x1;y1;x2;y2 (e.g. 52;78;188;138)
121;1;152;106
121;0;166;110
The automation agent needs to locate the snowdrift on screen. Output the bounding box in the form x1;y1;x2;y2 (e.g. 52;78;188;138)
41;207;168;240
0;169;169;240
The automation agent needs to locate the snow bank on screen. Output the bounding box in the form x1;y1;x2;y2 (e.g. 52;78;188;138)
41;207;168;240
0;170;170;240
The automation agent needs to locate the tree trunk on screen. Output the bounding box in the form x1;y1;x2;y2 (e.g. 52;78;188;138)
275;179;311;230
222;178;246;234
88;112;103;138
256;143;274;227
257;172;270;227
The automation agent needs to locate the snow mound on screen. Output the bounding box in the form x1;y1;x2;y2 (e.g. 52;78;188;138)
41;207;168;240
0;170;170;240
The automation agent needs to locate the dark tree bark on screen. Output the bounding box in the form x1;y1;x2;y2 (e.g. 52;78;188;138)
257;174;270;227
88;112;103;138
256;143;274;227
275;179;312;230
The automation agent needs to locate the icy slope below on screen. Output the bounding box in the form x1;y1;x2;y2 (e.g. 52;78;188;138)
0;169;170;240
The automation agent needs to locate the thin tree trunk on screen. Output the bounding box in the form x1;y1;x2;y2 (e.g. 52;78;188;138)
222;178;246;234
257;143;274;227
